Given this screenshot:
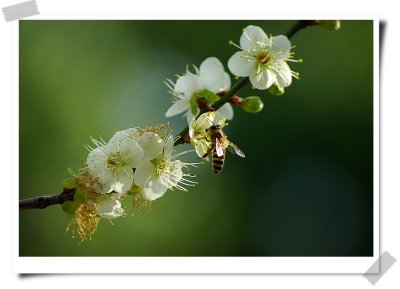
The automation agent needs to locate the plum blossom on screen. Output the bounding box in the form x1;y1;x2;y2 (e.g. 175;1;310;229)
228;25;301;90
165;57;233;123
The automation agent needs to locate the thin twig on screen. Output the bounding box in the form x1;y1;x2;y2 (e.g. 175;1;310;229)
19;189;75;210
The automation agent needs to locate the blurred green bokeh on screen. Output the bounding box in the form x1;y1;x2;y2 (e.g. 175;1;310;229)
19;20;373;256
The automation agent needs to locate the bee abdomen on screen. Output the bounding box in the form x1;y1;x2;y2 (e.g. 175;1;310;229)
212;151;225;174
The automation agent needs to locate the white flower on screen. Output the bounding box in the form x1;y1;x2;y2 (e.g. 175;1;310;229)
133;136;196;201
95;198;124;219
188;112;215;158
165;57;234;123
228;25;300;90
87;128;144;195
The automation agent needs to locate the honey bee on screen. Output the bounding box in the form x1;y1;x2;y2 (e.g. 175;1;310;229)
202;124;245;174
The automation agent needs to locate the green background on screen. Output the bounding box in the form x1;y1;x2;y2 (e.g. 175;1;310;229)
19;20;373;256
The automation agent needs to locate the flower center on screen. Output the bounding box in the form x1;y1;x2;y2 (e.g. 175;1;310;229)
257;51;270;65
106;153;123;169
152;156;169;177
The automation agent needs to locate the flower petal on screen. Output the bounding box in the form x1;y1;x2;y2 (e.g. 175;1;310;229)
186;107;199;124
109;128;138;145
165;98;190;117
195;142;209;158
120;138;144;168
133;161;155;187
87;147;108;180
228;51;254;77
198;57;228;92
138;132;165;160
96;199;124;219
240;25;268;51
274;61;293;88
175;73;199;98
196;112;215;129
223;72;231;90
269;35;292;57
141;183;168;201
215;103;234;122
109;166;134;194
249;67;275;90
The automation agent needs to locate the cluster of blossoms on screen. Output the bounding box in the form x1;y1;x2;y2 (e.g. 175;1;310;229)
165;25;301;125
64;125;196;241
58;22;336;241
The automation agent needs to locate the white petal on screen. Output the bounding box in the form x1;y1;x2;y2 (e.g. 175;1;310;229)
141;183;168;201
108;166;134;194
175;73;199;98
215;103;234;122
269;35;292;56
274;62;293;88
87;147;108;180
240;25;268;51
138;132;165;160
163;135;175;159
96;199;124;219
120;138;144;168
195;142;209;158
109;128;138;145
150;178;169;195
223;72;231;90
196;112;215;129
165;98;190;117
198;57;227;92
228;51;254;77
186;107;199;124
249;67;275;90
133;161;155;187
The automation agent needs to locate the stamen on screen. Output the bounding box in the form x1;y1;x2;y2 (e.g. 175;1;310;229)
229;40;242;49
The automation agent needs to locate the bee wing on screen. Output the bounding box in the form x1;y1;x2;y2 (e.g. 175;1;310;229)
227;142;245;158
215;138;224;157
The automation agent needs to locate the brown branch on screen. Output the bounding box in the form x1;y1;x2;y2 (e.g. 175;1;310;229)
19;189;75;210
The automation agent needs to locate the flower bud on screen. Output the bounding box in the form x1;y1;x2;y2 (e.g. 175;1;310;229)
318;20;341;31
267;83;285;96
241;96;264;113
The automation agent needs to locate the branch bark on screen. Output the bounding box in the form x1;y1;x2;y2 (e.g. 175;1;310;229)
19;189;75;210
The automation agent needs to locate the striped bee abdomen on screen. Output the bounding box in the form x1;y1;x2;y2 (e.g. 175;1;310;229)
212;148;225;174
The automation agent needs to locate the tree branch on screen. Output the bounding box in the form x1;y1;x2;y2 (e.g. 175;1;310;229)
19;20;311;211
19;189;75;210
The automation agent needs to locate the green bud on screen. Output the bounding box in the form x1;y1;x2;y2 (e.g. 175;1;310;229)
62;200;77;215
61;177;76;189
318;20;341;31
241;96;264;113
267;84;285;96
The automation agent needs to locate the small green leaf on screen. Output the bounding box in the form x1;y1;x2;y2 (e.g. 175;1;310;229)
189;95;198;115
67;167;76;176
195;89;220;105
61;178;76;189
62;201;77;215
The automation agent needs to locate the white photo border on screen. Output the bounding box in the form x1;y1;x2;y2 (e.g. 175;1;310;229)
13;14;380;274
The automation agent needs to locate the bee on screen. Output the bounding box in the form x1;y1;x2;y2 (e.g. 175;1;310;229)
202;124;245;174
